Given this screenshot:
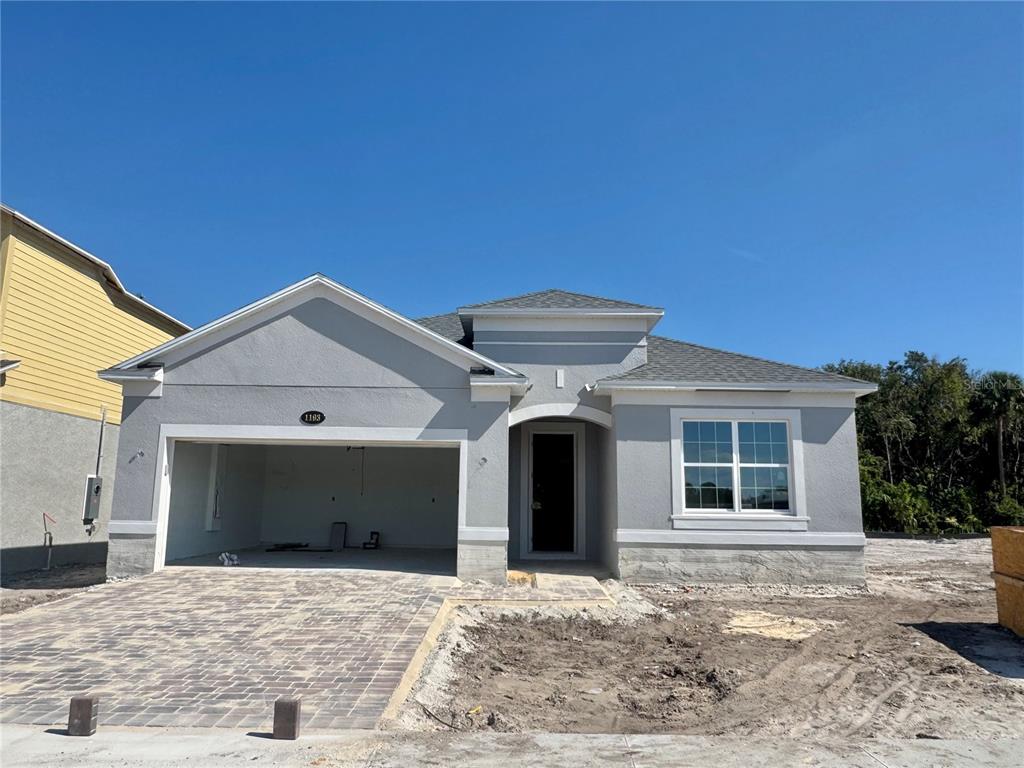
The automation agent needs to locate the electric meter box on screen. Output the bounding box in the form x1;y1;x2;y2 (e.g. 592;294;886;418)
83;474;102;524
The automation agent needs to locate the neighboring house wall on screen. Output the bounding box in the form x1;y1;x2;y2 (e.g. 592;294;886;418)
0;215;179;423
0;401;118;572
0;211;186;573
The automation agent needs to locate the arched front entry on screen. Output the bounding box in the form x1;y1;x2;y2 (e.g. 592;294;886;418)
508;403;613;430
507;411;615;571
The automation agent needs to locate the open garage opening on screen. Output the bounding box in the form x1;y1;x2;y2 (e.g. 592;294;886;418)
162;441;459;576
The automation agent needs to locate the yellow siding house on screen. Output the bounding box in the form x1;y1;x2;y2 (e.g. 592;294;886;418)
0;205;189;573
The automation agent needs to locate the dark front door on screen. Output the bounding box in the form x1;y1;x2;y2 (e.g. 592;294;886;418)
530;432;575;553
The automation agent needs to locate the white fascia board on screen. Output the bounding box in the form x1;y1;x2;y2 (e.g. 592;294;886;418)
458;307;664;333
470;376;529;392
0;359;21;375
470;376;529;403
107;274;523;378
1;205;190;332
593;380;877;396
98;366;164;382
98;366;164;397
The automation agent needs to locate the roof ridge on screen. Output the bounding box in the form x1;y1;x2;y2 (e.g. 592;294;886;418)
647;334;872;385
550;288;661;309
459;287;661;311
459;288;562;309
414;310;461;323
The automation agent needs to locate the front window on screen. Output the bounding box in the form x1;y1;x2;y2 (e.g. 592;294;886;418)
682;420;791;513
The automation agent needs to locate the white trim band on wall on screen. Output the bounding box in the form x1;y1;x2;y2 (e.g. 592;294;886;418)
615;529;866;547
458;526;510;542
108;520;159;535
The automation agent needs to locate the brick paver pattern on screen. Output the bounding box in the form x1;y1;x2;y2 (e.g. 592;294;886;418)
0;567;608;730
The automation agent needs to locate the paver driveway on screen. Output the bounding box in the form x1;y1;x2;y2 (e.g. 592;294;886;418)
0;567;451;729
0;566;610;730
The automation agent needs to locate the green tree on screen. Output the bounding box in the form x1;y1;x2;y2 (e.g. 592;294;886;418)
823;353;1023;534
975;371;1024;495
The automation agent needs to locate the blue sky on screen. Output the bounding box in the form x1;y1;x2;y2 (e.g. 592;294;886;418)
2;3;1021;373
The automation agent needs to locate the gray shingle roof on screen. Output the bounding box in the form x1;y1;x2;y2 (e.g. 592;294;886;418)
600;336;869;386
458;289;662;312
415;314;871;388
415;312;470;346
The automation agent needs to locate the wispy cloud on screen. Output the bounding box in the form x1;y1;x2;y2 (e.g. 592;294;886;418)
728;247;768;265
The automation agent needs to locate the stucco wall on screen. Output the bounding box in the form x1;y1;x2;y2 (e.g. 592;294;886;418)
507;424;523;559
504;343;646;416
613;401;864;533
596;421;618;571
170;298;469;390
110;299;510;551
0;401;116;572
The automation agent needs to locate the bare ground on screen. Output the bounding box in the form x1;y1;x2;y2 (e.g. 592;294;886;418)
396;538;1024;739
0;563;106;614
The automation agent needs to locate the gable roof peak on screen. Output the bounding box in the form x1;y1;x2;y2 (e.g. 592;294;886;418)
101;273;524;378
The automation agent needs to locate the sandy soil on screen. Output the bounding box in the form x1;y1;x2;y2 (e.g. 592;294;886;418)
398;538;1024;739
0;563;106;614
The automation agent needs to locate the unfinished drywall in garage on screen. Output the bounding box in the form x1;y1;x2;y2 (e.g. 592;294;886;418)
260;445;458;548
164;442;266;561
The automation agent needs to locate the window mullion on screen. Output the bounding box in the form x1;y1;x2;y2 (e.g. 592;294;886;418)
731;421;740;513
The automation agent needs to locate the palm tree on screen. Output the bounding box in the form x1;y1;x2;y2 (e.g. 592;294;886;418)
976;371;1024;495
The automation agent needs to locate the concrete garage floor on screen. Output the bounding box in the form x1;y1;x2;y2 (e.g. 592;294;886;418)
167;546;458;577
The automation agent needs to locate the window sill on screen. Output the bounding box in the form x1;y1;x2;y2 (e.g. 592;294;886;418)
671;514;810;532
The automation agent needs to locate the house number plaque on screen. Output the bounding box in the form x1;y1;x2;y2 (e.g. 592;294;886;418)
300;410;325;425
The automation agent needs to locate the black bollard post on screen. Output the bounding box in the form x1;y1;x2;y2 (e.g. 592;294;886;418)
68;696;98;736
273;697;301;740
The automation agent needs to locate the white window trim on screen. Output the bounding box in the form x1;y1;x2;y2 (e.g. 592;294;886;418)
669;408;808;532
519;421;587;560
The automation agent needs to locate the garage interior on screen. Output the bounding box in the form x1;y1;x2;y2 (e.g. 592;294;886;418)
163;441;459;575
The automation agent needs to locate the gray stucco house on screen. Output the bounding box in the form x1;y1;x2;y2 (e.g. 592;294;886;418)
99;275;876;584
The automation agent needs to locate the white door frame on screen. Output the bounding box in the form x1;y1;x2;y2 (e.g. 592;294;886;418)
111;424;469;571
519;421;586;560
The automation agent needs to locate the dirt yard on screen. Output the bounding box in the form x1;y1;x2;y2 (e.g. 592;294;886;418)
0;563;106;614
398;538;1024;739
